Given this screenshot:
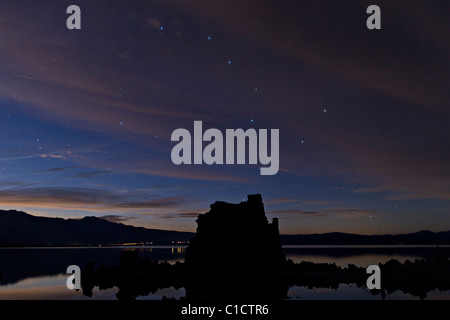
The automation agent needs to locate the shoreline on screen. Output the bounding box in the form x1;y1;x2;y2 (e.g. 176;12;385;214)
1;244;450;249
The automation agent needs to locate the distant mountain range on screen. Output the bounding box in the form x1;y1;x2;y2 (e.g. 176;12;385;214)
0;210;193;246
0;209;449;246
280;231;450;245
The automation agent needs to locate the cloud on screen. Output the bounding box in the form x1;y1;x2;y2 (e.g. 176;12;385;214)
0;153;66;162
302;201;330;205
267;208;376;219
118;53;130;60
75;170;113;178
115;160;254;183
0;186;192;213
161;0;450;201
155;207;210;220
175;212;202;218
265;198;298;205
158;212;201;219
0;187;119;205
117;197;188;209
0;0;447;213
0;181;31;188
39;154;65;160
322;209;376;219
39;166;79;173
267;209;321;216
167;0;449;112
145;18;161;30
98;215;136;223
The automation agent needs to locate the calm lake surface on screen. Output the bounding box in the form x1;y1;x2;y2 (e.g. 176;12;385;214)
0;245;449;300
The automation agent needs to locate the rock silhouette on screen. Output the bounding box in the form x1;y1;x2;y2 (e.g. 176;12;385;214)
79;194;450;300
185;194;285;272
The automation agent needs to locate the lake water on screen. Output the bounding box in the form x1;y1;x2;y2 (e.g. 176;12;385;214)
0;245;449;300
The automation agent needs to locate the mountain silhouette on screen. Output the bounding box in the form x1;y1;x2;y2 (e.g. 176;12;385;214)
0;208;449;246
0;210;193;246
280;230;450;245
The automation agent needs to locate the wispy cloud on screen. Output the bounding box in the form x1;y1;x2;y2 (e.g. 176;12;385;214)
322;209;376;218
268;208;376;219
38;166;79;173
168;0;449;112
39;154;66;160
0;186;192;214
117;197;188;209
75;170;114;179
267;209;321;216
98;215;137;223
0;153;66;162
302;201;330;205
115;160;254;183
265;198;298;205
155;208;210;220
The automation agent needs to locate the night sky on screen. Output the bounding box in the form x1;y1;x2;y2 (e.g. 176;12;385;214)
0;0;448;235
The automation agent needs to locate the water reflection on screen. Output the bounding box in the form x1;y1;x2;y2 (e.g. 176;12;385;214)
287;284;450;300
283;245;447;267
0;246;187;286
172;247;185;255
0;274;186;300
0;245;449;300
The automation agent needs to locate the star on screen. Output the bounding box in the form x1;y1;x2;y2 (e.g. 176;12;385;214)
207;35;211;40
227;60;232;65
